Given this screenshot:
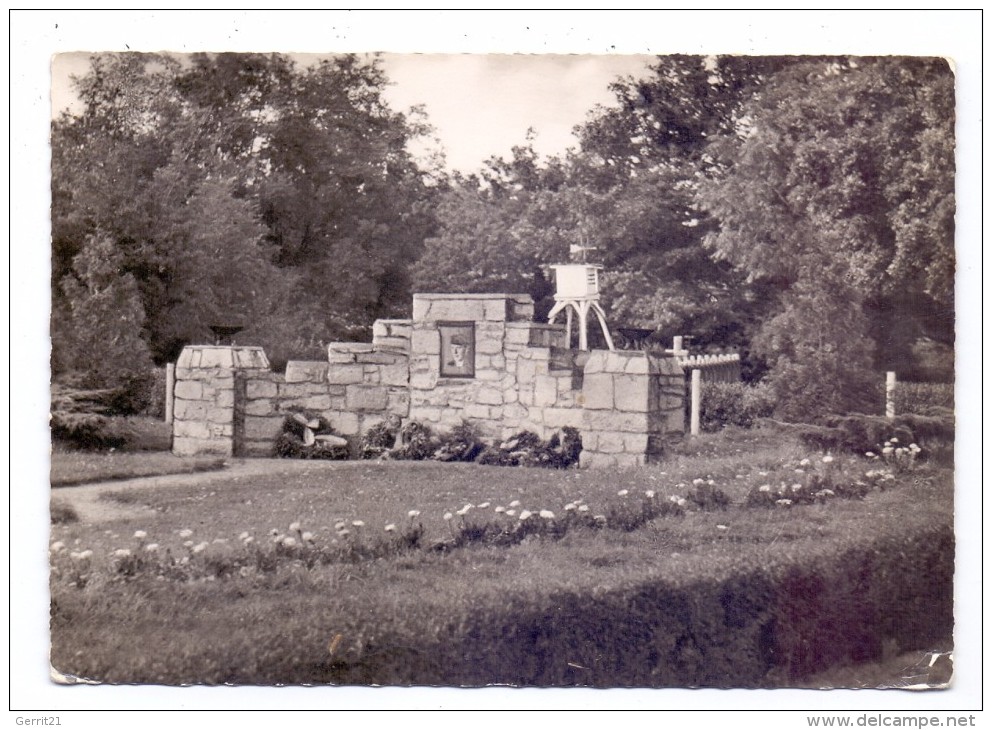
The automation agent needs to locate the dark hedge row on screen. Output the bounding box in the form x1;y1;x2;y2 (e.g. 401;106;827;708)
302;524;953;687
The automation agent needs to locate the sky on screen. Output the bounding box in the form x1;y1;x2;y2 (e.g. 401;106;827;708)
51;51;656;173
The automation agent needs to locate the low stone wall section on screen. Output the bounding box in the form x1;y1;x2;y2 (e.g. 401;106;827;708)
579;350;686;469
237;345;411;457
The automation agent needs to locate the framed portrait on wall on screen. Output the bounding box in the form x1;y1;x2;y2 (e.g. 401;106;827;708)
439;322;475;378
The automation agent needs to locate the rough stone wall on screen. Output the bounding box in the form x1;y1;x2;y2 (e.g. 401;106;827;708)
172;294;686;466
408;293;560;440
579;350;686;469
237;344;410;457
172;346;270;456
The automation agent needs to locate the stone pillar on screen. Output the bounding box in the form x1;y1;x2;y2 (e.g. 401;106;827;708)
172;345;270;457
579;350;685;469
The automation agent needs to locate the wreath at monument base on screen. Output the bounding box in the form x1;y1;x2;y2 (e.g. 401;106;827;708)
275;411;350;460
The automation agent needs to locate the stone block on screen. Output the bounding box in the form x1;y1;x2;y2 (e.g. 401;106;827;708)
583;410;651;433
582;373;614;410
517;359;537;384
505;324;531;346
410;371;437;390
502;403;528;422
245;379;279;399
623;356;650;375
465;403;491;420
593;431;625;453
173;437;231;458
300;395;334;411
346;385;389;412
613;374;651;412
362;367;382;385
542;407;584;430
381;359;410;386
622;433;650;453
174;420;211;440
243;399;275;417
174;380;203;400
198;348;235;368
216;390;235;408
173;399;206;421
484;299;509;321
327;351;357;365
326;364;366;385
285;361;329;383
411;328;440;355
387;390;410;416
410;406;442;423
243;416;284;441
534;376;559;407
476;386;503;406
476;370;501;381
373;336;411;353
206;406;234;424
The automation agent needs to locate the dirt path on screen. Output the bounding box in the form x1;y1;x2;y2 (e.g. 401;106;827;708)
49;458;348;524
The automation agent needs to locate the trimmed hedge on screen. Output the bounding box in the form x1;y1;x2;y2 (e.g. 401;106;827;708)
291;523;954;687
699;382;776;432
894;381;954;416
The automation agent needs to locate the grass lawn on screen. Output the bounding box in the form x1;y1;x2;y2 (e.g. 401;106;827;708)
51;450;228;486
49;428;954;688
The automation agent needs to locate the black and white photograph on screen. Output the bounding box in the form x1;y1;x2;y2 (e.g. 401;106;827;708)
10;8;982;722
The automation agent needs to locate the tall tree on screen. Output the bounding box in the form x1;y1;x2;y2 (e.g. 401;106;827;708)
697;57;955;411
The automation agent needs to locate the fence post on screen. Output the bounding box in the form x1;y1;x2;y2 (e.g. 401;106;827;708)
885;371;896;418
690;368;701;436
165;362;176;424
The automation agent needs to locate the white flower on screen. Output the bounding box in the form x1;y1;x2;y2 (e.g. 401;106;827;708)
50;541;65;553
289;522;302;532
692;479;704;486
192;542;209;554
865;452;876;458
145;543;159;553
645;490;656;499
239;531;250;540
882;447;894;455
707;479;716;486
509;500;521;508
494;506;506;513
577;505;590;513
909;443;921;453
179;556;189;566
792;484;803;492
799;459;811;467
282;537;297;548
113;548;132;558
717;525;728;530
519;510;533;520
477;502;490;509
78;550;93;560
539;510;555;520
889;437;899;444
243;536;254;545
617;489;629;496
384;524;396;533
816;489;835;497
456;506;470;516
179;529;193;539
270;528;280;536
133;530;147;540
302;532;315;542
676;498;687;507
338;529;350;538
352;520;365;528
462;503;474;512
593;515;607;524
443;512;453;521
758;485;771;493
775;499;793;506
564;503;576;511
505;510;516;517
407;510;421;518
183;540;195;548
822;455;834;464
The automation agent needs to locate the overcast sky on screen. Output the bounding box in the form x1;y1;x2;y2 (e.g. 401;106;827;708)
51;52;655;173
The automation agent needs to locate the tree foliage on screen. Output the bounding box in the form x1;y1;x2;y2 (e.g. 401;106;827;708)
52;52;439;378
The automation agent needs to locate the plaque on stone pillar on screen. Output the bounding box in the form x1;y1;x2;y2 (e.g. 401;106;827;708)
438;322;475;378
